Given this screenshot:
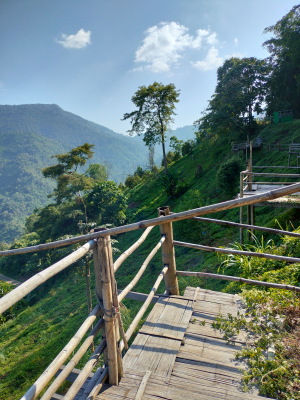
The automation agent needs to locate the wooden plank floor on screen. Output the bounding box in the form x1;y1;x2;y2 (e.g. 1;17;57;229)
96;287;266;399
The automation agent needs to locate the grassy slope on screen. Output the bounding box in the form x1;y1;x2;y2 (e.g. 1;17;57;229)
1;120;300;399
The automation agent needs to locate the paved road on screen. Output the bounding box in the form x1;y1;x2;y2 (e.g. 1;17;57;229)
0;273;21;286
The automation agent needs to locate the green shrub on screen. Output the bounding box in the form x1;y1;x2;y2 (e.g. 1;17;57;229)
216;157;244;196
182;140;195;155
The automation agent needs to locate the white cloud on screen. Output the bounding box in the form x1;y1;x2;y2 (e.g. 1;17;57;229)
192;47;223;71
56;29;91;49
134;22;217;73
207;32;218;45
234;38;238;46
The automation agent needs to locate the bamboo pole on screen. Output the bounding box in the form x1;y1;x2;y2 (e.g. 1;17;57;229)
247;205;251;241
120;265;168;352
40;317;104;400
92;231;108;367
245;182;297;185
63;338;106;400
190;216;300;238
114;226;154;272
20;305;101;400
86;367;108;400
0;239;96;316
158;207;179;295
176;271;300;292
78;367;105;400
248;172;300;177
173;240;300;263
118;236;165;303
98;234;118;386
107;236;123;381
134;370;152;400
2;183;300;259
252;166;300;169
240;172;244;244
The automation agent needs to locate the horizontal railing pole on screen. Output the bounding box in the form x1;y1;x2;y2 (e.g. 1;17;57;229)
0;240;96;315
247;172;300;177
120;265;168;352
252;166;299;169
176;271;300;292
63;338;106;400
2;183;300;259
118;236;165;303
246;182;297;185
114;226;154;272
40;317;104;400
20;305;101;400
190;216;300;238
173;240;300;263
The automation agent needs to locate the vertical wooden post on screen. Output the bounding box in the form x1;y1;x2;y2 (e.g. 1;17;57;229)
247;205;251;241
158;206;179;296
92;235;108;367
240;173;244;244
107;238;124;381
97;232;119;385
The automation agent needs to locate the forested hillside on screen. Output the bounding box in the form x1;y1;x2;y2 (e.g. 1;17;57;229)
0;104;149;182
0;131;62;243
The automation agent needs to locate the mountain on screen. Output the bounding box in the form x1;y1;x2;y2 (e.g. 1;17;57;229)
0;131;62;243
0;104;150;243
0;104;149;182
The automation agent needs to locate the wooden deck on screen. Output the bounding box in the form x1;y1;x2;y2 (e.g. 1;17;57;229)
243;184;300;208
95;287;266;400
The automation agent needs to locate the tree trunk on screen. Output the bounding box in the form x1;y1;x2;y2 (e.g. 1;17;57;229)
162;139;167;176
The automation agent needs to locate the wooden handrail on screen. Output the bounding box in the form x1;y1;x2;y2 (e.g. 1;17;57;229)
173;240;300;263
191;216;300;238
114;226;154;272
2;183;300;258
0;240;96;315
177;271;300;292
20;306;102;400
247;172;300;177
120;265;168;351
40;317;104;400
118;236;165;302
63;336;107;400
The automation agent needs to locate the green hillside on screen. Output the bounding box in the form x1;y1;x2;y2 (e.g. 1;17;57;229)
0;104;149;183
2;120;300;399
0;131;64;243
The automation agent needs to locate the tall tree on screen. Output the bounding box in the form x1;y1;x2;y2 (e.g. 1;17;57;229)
197;57;269;137
42;143;95;204
122;82;180;175
263;5;300;118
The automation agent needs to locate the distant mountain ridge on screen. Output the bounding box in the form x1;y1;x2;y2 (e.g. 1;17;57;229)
0;104;195;243
0;104;149;181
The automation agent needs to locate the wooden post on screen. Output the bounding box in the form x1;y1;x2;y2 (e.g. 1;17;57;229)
247;205;251;241
92;232;108;368
97;231;119;386
158;206;179;295
240;173;244;244
107;239;124;381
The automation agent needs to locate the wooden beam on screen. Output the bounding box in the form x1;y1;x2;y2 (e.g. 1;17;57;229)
176;271;300;292
118;237;165;302
0;240;96;315
158;207;179;295
173;240;300;263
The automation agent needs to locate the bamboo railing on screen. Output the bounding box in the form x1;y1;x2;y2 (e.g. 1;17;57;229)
2;184;300;399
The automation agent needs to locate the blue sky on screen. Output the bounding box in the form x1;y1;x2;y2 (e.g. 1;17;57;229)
0;0;297;134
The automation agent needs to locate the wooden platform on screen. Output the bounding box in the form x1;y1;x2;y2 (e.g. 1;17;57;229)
96;287;266;399
242;184;300;208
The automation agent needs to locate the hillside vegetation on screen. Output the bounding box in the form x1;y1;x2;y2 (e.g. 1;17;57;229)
2;120;300;399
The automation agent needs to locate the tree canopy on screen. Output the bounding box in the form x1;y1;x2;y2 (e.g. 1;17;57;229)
197;57;269;137
122;82;180;175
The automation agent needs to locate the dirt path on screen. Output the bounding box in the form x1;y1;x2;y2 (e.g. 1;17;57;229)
0;273;21;286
